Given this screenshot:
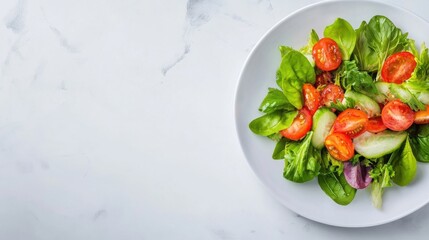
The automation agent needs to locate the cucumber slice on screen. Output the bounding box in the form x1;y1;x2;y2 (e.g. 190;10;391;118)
344;90;381;117
311;107;337;149
353;131;407;158
373;82;391;103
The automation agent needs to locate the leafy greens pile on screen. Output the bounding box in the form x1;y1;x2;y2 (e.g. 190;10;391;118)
249;16;429;208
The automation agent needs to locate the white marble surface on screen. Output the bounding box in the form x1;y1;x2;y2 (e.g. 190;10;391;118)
1;0;429;239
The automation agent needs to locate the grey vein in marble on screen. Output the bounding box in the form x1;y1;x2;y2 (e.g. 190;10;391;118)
162;0;221;76
161;44;190;76
4;0;27;33
49;25;79;53
93;209;108;221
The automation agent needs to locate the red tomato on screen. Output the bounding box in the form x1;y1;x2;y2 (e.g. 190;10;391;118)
302;84;320;115
315;71;333;88
312;38;342;71
414;105;429;124
333;109;368;138
280;108;312;141
320;84;344;107
325;133;354;161
381;52;417;84
381;100;415;131
366;116;387;133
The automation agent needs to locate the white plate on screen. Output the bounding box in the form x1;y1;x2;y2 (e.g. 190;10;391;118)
235;0;429;227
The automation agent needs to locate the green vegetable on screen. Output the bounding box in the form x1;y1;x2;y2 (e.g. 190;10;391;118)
370;157;395;209
391;137;417;186
276;50;315;109
403;80;429;105
318;172;356;205
249;110;298;136
324;18;356;60
353;21;378;71
411;42;429;81
410;124;429;162
353;131;407;159
318;149;355;205
258;88;295;113
283;132;321;183
300;29;319;54
337;60;378;94
272;137;288;160
365;15;409;75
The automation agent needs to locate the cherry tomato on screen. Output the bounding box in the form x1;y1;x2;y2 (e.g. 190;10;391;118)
302;84;320;115
333;109;368;138
280;108;312;141
366;116;387;133
312;38;342;71
320;84;344;107
315;71;333;88
414;105;429;124
325;133;354;161
381;52;417;84
381;100;415;131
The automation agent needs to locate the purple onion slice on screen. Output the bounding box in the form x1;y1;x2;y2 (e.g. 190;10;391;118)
343;161;372;189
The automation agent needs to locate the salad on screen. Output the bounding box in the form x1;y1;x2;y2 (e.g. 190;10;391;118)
249;15;429;208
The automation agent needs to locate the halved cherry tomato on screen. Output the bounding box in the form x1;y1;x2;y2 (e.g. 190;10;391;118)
381;100;415;131
315;71;333;88
312;38;342;71
280;108;312;141
381;52;417;84
332;109;368;138
415;105;429;124
320;84;344;107
366;116;387;133
302;84;320;115
325;133;354;161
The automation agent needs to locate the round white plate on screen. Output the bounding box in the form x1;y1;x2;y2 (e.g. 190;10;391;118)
235;0;429;227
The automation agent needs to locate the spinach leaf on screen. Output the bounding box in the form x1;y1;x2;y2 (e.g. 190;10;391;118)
318;172;356;205
410;124;429;163
276;50;315;109
279;46;294;58
249;110;298;136
258;88;295;113
353;21;378;72
324;18;356;60
370;157;395;209
412;43;429;81
365;16;409;74
337;60;378;94
283;132;321;183
272;137;288;160
391;137;417;186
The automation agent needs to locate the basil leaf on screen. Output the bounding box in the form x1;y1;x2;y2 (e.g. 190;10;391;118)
283;132;321;183
276;50;315;109
299;29;319;54
365;15;409;73
324;18;356;60
353;21;378;72
391;137;417;186
410;124;429;163
258;88;295;113
272;138;288;160
249;110;298;136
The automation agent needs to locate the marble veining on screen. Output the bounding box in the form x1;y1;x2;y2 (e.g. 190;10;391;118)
1;0;429;239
